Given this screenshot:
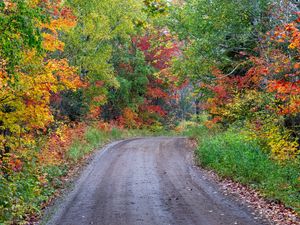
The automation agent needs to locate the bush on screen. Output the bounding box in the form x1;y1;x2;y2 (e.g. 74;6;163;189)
0;166;43;224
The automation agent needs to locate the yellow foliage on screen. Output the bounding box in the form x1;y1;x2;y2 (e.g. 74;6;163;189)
175;120;199;133
216;90;300;161
0;4;80;155
265;126;299;161
245;121;299;161
121;108;141;129
42;33;65;51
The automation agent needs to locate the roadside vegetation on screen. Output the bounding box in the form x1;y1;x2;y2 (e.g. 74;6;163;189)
182;118;300;214
1;0;300;224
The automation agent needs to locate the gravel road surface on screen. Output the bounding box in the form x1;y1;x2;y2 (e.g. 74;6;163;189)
45;137;266;225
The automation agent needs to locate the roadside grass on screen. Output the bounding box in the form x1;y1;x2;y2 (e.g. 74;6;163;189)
184;125;300;214
51;125;176;174
67;127;108;161
66;127;172;162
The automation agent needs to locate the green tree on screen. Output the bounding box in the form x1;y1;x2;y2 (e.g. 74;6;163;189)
63;0;145;108
0;0;45;72
102;43;152;120
169;0;271;82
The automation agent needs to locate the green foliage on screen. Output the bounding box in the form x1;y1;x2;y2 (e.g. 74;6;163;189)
68;128;105;161
67;140;88;161
143;0;169;17
0;0;45;72
169;0;270;81
42;165;68;194
85;127;106;148
171;0;300;161
0;164;43;224
103;45;152;120
51;90;89;121
110;127;123;140
62;90;89;121
186;125;300;213
63;0;146;107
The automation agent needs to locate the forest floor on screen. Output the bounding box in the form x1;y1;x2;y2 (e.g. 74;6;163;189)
41;137;269;225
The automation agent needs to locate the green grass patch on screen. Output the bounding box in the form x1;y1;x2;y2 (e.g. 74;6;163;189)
67;127;120;162
186;125;300;213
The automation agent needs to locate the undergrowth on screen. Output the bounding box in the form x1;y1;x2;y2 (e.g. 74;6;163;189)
184;124;300;214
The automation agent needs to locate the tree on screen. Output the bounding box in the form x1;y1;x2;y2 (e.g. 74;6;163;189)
62;0;146;113
169;0;271;82
0;0;81;156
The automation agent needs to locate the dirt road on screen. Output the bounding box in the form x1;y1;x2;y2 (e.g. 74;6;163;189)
45;137;266;225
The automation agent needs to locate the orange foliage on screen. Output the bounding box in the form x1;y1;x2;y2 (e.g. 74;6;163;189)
203;15;300;160
39;123;87;166
0;0;81;166
117;108;142;129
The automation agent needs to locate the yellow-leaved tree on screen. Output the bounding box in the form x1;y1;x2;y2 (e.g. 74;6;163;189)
0;0;81;164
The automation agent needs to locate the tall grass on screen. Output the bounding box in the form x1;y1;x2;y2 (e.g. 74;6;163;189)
67;128;109;161
65;127;175;162
185;125;300;213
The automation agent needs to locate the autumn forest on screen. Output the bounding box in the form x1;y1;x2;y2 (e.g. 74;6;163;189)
0;0;300;224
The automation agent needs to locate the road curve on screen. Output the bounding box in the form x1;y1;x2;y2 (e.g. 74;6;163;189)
45;137;267;225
